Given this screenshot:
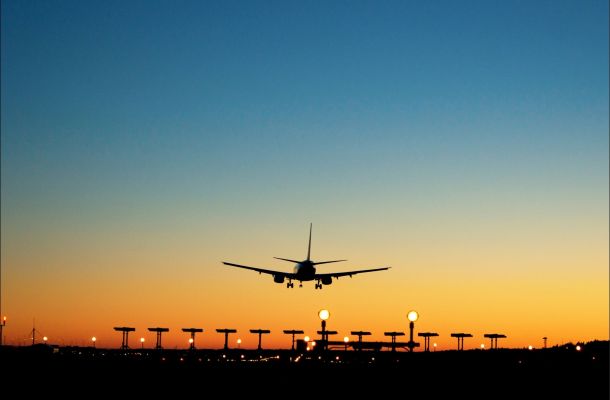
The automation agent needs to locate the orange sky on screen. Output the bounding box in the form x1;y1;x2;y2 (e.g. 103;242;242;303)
2;221;607;350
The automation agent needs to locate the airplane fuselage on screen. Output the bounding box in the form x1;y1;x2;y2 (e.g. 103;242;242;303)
293;261;316;281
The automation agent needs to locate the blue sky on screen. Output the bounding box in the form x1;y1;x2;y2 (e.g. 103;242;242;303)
0;1;608;345
2;0;607;243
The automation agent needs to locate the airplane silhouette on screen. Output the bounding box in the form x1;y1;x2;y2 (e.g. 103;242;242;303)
222;224;390;289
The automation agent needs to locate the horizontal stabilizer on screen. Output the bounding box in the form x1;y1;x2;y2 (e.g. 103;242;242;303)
274;257;301;263
312;259;347;265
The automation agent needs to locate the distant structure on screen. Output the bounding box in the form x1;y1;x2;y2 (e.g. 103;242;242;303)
384;331;405;352
350;331;371;351
451;333;473;350
418;332;439;352
113;327;136;350
182;328;204;350
250;329;271;350
283;330;304;351
543;337;548;349
484;333;507;349
216;329;237;350
317;329;338;351
148;327;169;350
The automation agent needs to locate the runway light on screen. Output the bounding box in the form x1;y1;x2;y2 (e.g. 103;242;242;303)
140;337;145;343
480;344;485;349
311;341;316;347
528;345;533;350
92;336;96;342
318;309;330;321
407;310;419;322
304;336;310;342
189;338;194;344
576;345;581;351
43;336;48;342
344;336;350;343
433;343;437;348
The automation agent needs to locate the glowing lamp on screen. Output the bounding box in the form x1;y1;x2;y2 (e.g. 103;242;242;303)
304;336;310;342
318;309;330;321
407;310;419;322
343;336;350;343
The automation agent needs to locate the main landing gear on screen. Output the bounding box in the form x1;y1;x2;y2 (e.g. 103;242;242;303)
315;282;323;289
286;281;294;288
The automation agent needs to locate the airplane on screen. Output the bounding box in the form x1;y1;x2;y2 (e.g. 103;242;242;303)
222;224;390;289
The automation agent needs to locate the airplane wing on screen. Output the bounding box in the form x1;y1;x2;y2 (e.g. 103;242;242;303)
315;267;390;279
222;262;296;279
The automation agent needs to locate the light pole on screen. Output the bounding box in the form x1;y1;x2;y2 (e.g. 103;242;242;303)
318;309;330;351
140;337;145;349
237;338;242;349
407;310;419;352
0;316;6;346
91;336;97;348
343;336;349;351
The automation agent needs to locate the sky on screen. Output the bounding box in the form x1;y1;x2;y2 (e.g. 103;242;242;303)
1;0;607;350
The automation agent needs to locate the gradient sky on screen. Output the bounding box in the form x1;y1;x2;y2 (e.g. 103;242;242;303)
1;0;607;350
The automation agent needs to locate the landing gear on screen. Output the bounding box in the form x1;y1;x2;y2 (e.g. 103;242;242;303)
315;282;323;289
287;281;294;288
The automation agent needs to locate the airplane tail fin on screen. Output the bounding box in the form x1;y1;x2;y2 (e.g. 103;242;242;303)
307;223;312;261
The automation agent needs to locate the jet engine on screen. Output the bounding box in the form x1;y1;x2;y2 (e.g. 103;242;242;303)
321;276;332;285
273;275;285;284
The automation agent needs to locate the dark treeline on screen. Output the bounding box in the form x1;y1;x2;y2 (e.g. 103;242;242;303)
2;340;607;398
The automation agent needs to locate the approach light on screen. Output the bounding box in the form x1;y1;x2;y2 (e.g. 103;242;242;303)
140;337;145;343
480;344;485;349
576;345;581;351
304;336;310;342
318;309;330;321
407;310;419;322
189;338;194;344
92;337;97;342
528;345;533;350
344;336;350;343
43;336;48;342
